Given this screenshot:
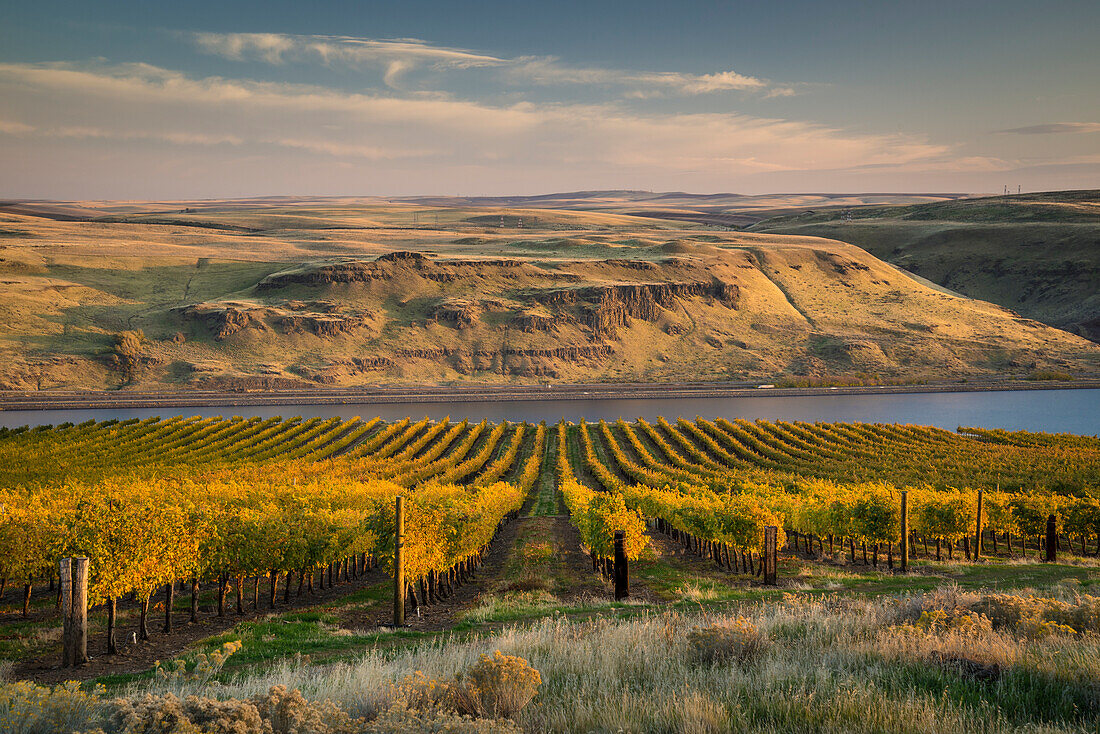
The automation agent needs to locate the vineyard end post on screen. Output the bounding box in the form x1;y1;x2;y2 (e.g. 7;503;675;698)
763;526;777;585
974;489;983;562
899;492;909;573
60;558;73;668
61;557;88;667
394;496;405;627
613;530;628;601
1045;514;1057;563
72;557;88;665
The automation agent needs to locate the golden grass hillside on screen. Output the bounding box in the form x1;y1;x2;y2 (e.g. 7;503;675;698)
753;190;1100;342
0;199;1096;390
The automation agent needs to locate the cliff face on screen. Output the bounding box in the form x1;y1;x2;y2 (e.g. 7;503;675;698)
172;252;748;381
535;281;739;335
257;253;532;290
175;302;376;341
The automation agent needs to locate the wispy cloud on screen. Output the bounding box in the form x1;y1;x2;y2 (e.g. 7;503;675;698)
192;33;504;88
0;61;947;175
995;122;1100;135
189;32;779;96
502;57;767;94
0;118;35;134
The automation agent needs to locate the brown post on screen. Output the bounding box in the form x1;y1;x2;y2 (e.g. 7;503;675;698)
60;558;73;667
899;491;909;573
613;530;628;600
61;557;89;667
72;558;88;665
974;489;984;561
394;496;405;626
763;526;778;585
1045;514;1057;562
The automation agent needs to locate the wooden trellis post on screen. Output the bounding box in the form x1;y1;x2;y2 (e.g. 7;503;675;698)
763;526;778;585
393;496;405;626
60;557;89;667
974;489;984;561
899;492;909;572
1045;514;1057;563
613;530;629;600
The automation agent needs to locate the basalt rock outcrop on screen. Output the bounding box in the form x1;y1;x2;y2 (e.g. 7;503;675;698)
258;253;531;289
534;280;738;335
177;302;373;340
177;304;270;341
512;309;555;332
277;313;371;336
429;299;481;329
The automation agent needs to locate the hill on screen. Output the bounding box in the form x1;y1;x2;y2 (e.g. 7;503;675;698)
752;191;1100;342
0;198;1096;391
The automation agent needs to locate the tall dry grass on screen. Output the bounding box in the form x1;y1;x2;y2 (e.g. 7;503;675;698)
5;587;1099;732
124;587;1100;733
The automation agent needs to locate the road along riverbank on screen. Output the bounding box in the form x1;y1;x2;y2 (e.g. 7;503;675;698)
1;378;1099;412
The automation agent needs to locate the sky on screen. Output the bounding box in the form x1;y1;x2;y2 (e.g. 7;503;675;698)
1;0;1097;199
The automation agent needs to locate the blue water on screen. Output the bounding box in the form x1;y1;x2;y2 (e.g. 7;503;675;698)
1;389;1097;435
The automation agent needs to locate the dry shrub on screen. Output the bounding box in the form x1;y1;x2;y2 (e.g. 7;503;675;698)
398;670;451;712
106;685;518;734
897;608;993;637
0;680;104;734
891;584;979;625
972;593;1099;636
362;704;522;734
109;692;266;734
687;616;767;665
250;685;359;733
448;651;541;720
890;586;1094;639
155;641;243;685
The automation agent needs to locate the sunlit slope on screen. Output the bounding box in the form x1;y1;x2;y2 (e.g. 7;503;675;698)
753;191;1100;342
0;202;1096;389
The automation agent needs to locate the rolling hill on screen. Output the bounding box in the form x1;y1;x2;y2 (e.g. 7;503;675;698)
752;191;1100;342
0;198;1096;391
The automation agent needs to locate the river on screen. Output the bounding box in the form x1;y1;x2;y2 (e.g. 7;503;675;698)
0;388;1096;434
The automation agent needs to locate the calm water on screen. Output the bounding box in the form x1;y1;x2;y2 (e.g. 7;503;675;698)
0;389;1097;435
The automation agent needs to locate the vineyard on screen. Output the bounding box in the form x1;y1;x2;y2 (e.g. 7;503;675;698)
1;414;1099;675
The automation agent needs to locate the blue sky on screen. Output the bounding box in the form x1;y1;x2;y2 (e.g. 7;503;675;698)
1;0;1097;198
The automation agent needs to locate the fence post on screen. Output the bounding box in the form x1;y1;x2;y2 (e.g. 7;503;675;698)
1045;514;1057;563
974;489;983;561
72;558;88;665
613;530;628;601
60;558;73;667
61;557;89;667
763;526;777;585
394;496;405;626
